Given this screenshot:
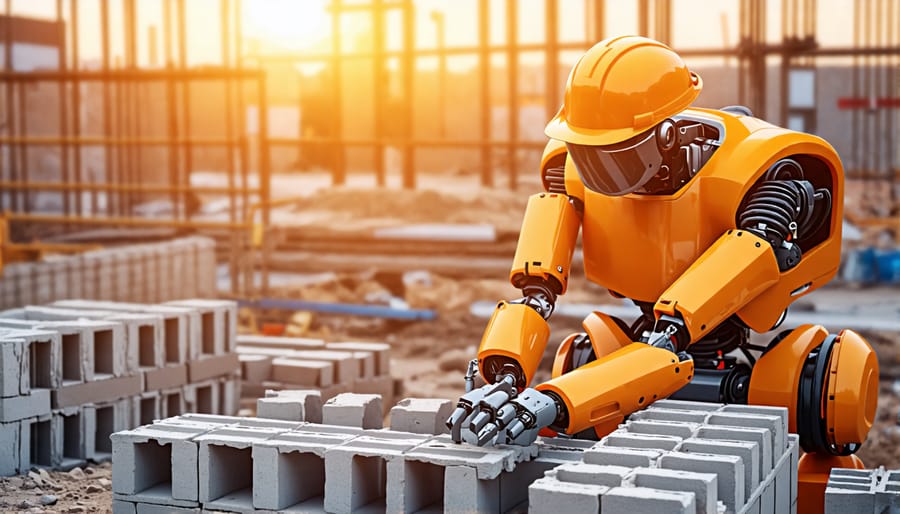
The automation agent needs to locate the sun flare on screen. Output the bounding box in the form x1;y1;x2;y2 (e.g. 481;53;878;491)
243;0;331;49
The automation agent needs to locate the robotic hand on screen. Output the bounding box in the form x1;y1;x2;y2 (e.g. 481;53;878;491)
446;361;560;446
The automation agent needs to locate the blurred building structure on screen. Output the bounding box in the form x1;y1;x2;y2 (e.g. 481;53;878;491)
0;0;898;295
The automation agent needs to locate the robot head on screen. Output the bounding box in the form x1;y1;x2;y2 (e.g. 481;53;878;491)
545;36;702;196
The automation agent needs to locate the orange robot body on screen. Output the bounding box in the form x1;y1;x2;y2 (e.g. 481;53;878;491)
448;36;878;514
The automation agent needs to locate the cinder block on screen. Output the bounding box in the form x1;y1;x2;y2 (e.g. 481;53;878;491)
0;318;124;385
53;406;87;469
323;393;383;429
143;364;188;392
85;399;131;461
325;341;391;376
825;467;877;514
195;425;288;512
184;381;220;415
528;475;607;514
602;429;683;451
53;300;195;365
0;327;61;394
601;486;696;514
633;467;718;514
257;391;323;423
697;425;774;473
270;358;333;387
136;503;200;514
555;462;632;487
582;446;663;468
252;428;359;511
165;299;237;356
132;393;161;427
0;389;51;422
219;376;240;416
660;450;745;512
161;388;186;419
288;350;361;385
652;399;724;411
54;374;143;409
238;354;272;383
187;353;240;383
630;408;710;424
112;421;219;504
112;500;136;514
389;398;453;435
679;438;760;500
323;430;432;513
0;420;27;475
446;465;502;513
236;335;325;351
625;419;699;439
707;412;785;457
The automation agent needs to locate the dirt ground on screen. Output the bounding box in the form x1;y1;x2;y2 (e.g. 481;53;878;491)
0;463;111;513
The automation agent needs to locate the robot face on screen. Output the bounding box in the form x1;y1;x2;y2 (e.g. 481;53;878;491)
565;123;669;196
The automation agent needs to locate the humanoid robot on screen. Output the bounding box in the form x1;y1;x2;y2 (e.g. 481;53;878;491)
447;36;879;512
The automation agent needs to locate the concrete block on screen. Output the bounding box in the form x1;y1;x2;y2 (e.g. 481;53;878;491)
257;392;323;423
696;425;773;473
707;412;785;457
236;335;325;351
219;376;240;416
195;425;289;511
528;475;607;514
0;327;61;394
184;380;220;415
582;446;663;468
132;393;161;427
165;299;237;356
187;353;240;383
325;341;391;376
652;399;724;411
602;429;683;451
633;467;718;514
555;462;632;487
287;350;360;385
143;364;188;392
389;398;453;435
0;318;125;385
446;465;502;513
625;419;699;439
660;450;745;512
679;438;760;500
323;393;383;429
630;408;710;424
601;486;696;514
54;374;143;409
53;300;195;365
268;357;335;388
136;503;200;514
53;406;87;468
719;404;788;448
252;429;360;511
323;430;431;514
85;399;131;461
0;389;51;422
350;374;395;410
112;421;217;502
239;354;272;383
112;500;136;514
161;388;186;419
0;420;26;475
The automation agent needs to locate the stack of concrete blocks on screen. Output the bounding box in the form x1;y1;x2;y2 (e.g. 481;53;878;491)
236;334;394;410
529;399;799;514
0;236;217;310
0;298;240;477
825;467;900;513
110;392;596;513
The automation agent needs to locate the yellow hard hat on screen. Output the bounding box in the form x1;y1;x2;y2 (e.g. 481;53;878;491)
545;36;702;146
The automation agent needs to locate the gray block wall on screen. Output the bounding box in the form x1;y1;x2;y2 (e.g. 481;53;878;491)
0;236;217;310
109;395;800;514
0;298;240;477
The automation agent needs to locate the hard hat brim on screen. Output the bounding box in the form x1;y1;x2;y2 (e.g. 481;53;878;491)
545;75;703;146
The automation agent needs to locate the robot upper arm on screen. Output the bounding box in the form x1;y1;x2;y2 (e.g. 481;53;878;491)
737;158;833;271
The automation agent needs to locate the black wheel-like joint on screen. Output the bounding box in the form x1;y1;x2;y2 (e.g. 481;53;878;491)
796;334;859;456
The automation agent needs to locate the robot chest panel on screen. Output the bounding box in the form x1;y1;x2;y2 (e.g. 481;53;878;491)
580;187;734;302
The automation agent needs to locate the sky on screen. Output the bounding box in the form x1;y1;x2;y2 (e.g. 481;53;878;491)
2;0;869;69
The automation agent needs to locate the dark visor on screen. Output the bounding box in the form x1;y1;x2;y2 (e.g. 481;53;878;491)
566;130;663;196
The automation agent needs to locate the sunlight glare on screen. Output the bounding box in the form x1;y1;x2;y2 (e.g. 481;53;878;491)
244;0;331;50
